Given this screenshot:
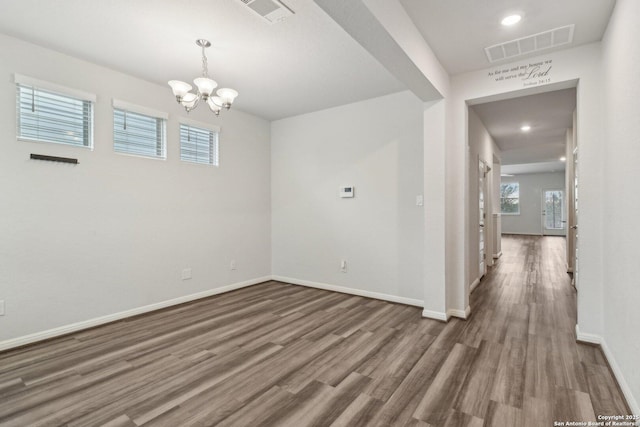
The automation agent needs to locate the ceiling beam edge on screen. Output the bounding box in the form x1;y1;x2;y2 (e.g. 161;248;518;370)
313;0;444;102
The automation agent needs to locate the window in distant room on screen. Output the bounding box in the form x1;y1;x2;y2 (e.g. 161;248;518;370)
500;182;520;214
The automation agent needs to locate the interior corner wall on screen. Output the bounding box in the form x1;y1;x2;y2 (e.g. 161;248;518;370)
423;99;447;317
501;172;566;236
0;34;271;343
600;0;640;413
467;108;501;287
271;91;424;302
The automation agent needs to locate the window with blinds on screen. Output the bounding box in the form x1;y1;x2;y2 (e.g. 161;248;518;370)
16;84;93;147
180;123;219;166
113;108;166;159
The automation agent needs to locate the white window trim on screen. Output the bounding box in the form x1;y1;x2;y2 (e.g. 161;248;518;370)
178;119;220;167
112;99;168;160
15;74;95;149
112;99;168;120
14;74;96;103
178;117;220;133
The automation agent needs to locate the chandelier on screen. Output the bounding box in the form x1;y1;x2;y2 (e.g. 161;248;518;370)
168;39;238;116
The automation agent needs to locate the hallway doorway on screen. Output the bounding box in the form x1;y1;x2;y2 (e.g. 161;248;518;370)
467;86;577;304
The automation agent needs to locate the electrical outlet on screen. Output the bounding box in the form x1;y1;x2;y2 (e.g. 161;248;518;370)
181;268;192;280
0;300;5;316
230;260;237;270
340;260;347;273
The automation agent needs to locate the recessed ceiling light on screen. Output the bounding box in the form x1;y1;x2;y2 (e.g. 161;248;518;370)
521;125;531;132
560;156;567;162
501;14;522;26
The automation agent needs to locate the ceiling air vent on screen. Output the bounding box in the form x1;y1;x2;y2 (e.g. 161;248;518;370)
484;24;575;63
239;0;294;24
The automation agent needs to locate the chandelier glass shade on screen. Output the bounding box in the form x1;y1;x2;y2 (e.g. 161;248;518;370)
168;39;238;116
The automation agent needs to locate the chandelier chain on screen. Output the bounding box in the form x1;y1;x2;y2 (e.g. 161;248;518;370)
201;45;208;77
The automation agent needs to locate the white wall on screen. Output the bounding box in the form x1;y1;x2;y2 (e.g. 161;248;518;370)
501;172;566;236
423;100;448;318
0;34;271;343
271;91;424;302
467;108;501;286
600;0;640;413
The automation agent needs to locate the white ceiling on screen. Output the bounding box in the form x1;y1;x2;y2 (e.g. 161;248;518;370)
399;0;615;75
0;0;615;122
472;88;576;171
0;0;405;121
502;161;566;175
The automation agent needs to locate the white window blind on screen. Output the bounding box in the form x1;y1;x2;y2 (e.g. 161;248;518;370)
113;108;166;159
16;84;93;147
180;123;219;166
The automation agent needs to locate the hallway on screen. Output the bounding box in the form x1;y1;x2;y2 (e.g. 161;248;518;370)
468;235;629;425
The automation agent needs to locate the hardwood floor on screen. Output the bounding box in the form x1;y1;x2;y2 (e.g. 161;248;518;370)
0;235;630;426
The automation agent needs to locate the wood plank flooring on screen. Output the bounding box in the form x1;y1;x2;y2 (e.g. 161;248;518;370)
0;235;630;426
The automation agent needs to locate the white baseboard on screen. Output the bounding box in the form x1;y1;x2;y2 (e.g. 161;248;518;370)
0;276;271;352
422;306;470;322
422;309;447;322
447;306;471;320
493;251;502;260
575;325;639;416
470;277;481;293
271;275;423;307
575;324;602;345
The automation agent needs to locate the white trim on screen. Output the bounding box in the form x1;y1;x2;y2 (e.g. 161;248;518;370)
14;73;97;102
575;325;640;416
575;324;601;344
501;232;543;236
271;275;423;307
113;150;167;161
447;306;471;320
0;276;271;352
18;136;93;150
493;251;502;260
179;117;221;133
423;307;471;321
470;277;481;293
422;309;448;321
112;99;169;120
